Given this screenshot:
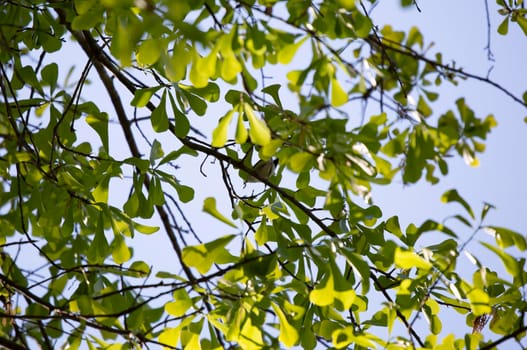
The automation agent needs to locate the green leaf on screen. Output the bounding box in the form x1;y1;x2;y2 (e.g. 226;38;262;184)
88;212;110;264
128;261;150;277
71;8;102;30
86;112;109;152
261;84;283;108
151;90;169;132
159;146;198;166
182;235;236;274
341;247;371;293
169;93;191;138
211;110;235;147
481;242;521;277
244;103;271;146
158;328;182;349
165;43;191;82
175;184;194;203
41;63;58;91
179;89;207;116
271;302;299;347
516;15;527;36
124;157;150;173
485;226;526;251
403;126;434;183
178;82;220;102
353;11;373;38
131;86;161;107
202;197;237;228
497;17;509;35
385;216;403;238
149;139;164;165
441;189;475;219
148;175;165;206
255;218;269;245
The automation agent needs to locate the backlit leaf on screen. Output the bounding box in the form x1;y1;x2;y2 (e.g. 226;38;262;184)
271;302;299;347
131;86;161;107
202;197;237;228
331;78;348;107
394;248;432;271
182;235;236;274
211;110;235;147
244;103;271;146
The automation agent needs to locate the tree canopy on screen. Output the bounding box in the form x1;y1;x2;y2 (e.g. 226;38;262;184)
1;0;527;349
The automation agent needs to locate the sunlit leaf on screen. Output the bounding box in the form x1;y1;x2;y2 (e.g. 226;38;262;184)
331;78;348;107
277;37;307;64
182;235;236;274
202;197;237;228
467;288;491;316
244;102;271;146
111;233;131;264
131;86;161;107
211;110;235;147
271;302;299;347
165;289;193;317
394;248;432;271
137;38;161;66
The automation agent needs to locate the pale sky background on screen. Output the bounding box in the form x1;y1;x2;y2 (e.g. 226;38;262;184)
10;0;527;348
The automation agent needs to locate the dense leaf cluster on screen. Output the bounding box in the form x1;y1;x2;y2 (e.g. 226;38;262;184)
0;0;526;349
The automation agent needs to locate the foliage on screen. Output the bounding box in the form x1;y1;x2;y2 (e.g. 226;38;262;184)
0;0;526;349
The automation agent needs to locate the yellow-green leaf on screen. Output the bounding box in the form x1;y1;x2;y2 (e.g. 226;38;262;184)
133;222;159;235
277;37;307;64
165;44;191;82
467;288;491;316
202;197;237;228
159;328;181;348
255;219;268;245
111;234;131;264
131;86;161;107
331;78;348;107
165;289;193;317
211;110;235;147
137;39;161;66
182;235;236;274
271;302;299;347
288;152;314;173
235;108;248;144
394;248;432;271
189;50;210;88
309;273;334;306
221;54;242;82
244;103;271;146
